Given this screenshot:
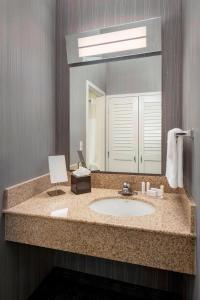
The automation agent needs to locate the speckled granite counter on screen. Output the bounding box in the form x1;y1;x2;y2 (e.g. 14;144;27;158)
3;183;196;275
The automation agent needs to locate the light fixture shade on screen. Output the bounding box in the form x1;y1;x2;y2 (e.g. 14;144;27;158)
78;37;147;57
48;155;68;184
78;26;146;48
66;18;161;64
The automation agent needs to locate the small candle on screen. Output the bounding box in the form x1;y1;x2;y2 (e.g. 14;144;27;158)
160;185;164;199
141;182;145;194
79;140;83;151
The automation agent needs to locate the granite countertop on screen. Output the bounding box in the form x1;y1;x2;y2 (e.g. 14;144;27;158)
3;186;195;237
3;182;196;274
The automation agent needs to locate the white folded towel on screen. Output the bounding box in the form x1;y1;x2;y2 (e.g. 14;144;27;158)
166;128;183;188
73;167;91;177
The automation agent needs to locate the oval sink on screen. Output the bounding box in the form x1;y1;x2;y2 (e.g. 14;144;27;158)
89;198;155;217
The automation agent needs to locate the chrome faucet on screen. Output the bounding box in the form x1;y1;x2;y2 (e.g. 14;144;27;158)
121;182;133;195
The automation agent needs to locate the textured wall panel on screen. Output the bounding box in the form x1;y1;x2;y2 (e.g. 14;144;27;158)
0;1;56;299
182;0;200;299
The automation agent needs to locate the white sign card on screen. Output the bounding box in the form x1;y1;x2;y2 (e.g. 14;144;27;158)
48;155;68;184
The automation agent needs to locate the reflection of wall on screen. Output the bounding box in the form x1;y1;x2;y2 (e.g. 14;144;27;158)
106;56;161;95
182;0;200;299
70;63;106;164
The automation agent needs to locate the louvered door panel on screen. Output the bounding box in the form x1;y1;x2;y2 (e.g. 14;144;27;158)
139;94;162;174
107;96;138;172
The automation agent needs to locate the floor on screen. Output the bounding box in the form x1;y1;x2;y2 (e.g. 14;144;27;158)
28;268;181;300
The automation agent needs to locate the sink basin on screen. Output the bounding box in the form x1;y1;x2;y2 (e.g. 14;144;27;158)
89;198;155;217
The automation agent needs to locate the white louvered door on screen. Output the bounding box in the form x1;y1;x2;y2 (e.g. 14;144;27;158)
107;96;139;172
139;93;162;174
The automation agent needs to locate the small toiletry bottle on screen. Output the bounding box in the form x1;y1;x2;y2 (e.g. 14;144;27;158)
146;182;150;191
160;185;164;199
141;182;145;194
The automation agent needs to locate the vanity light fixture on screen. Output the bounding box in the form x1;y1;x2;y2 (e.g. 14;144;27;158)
66;17;161;64
78;26;147;57
78;26;146;47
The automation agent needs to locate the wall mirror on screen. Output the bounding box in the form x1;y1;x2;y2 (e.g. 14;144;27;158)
70;55;162;174
67;18;162;175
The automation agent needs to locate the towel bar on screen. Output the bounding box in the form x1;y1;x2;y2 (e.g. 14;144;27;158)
175;129;194;139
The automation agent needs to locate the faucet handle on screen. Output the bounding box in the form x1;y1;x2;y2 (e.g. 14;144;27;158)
122;182;132;193
119;182;137;196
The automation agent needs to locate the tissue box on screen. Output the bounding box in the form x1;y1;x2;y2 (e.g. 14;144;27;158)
71;174;91;194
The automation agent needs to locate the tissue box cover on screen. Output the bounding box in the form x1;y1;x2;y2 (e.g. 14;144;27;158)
71;174;91;194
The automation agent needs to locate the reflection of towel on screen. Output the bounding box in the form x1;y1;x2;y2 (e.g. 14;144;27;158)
73;167;91;177
166;128;183;188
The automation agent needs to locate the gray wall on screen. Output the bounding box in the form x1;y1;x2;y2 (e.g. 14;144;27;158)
70;63;106;164
0;1;56;299
106;56;161;95
182;1;200;299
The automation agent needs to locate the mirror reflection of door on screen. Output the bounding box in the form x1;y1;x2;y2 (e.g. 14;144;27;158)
139;93;162;174
106;93;161;174
107;95;138;173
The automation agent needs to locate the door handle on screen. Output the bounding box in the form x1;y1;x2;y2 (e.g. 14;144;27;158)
133;152;136;163
140;155;143;163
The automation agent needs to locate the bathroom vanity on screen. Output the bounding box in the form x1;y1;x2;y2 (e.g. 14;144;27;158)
3;173;196;275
